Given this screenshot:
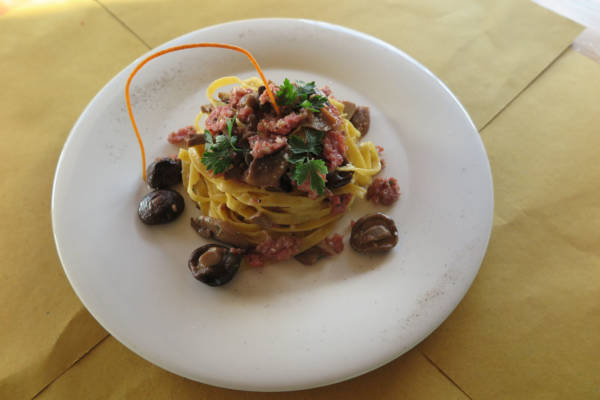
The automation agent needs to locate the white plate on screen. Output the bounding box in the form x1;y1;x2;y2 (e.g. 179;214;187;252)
52;19;493;391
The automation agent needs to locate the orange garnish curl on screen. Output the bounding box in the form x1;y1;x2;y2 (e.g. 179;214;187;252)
125;43;280;181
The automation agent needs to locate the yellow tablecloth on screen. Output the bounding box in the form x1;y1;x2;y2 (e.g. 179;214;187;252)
2;1;598;399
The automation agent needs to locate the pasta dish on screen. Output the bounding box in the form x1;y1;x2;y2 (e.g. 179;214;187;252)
128;42;399;285
178;76;381;260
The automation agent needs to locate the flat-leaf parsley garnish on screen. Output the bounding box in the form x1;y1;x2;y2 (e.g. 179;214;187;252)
276;78;298;105
276;79;328;113
299;96;328;113
292;159;327;196
201;117;241;174
288;129;323;162
288;129;327;195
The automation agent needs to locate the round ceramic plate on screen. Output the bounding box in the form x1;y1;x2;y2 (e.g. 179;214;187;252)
52;19;493;391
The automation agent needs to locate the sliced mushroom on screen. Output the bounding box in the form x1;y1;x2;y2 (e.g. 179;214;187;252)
294;243;336;265
236;117;258;140
320;105;343;131
188;244;242;286
223;152;247;181
200;104;214;114
301;113;331;132
350;106;370;136
238;93;258;110
248;212;274;228
350;213;398;253
217;92;230;103
243;148;288;188
191;216;251;249
326;170;353;189
342;101;357;119
146;158;182;189
138;189;185;225
184;133;206;147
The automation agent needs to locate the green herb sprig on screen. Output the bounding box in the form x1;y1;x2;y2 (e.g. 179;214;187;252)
292;159;327;196
201;117;241;174
276;79;328;113
288;129;327;195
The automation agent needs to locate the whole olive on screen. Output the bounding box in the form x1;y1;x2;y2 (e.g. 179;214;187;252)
326;170;353;189
188;244;242;286
146;158;182;189
138;189;185;225
350;213;398;253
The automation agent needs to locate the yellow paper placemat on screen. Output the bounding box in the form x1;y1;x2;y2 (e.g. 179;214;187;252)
421;49;600;399
98;0;580;128
34;338;469;399
0;0;587;399
0;1;147;399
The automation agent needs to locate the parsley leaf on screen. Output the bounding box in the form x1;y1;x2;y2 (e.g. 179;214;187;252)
292;159;327;196
299;95;328;112
287;129;327;195
277;78;298;105
204;130;213;145
295;80;316;99
293;159;309;184
275;79;328;113
288;129;323;157
226;116;234;137
201;117;241;174
308;160;327;195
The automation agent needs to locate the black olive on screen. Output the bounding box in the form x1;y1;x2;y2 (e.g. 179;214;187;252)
188;244;242;286
350;213;398;253
146;158;182;189
326;170;353;189
138;189;185;225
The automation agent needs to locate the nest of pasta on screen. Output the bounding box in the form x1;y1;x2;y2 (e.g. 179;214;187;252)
176;76;381;260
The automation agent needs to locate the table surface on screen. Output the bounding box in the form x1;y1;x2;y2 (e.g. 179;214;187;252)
1;1;599;399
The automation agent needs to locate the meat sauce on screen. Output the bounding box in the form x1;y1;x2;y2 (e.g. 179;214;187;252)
167;126;196;146
199;81;348;192
366;177;401;206
245;235;302;267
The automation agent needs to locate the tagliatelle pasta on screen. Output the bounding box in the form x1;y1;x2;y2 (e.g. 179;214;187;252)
179;77;381;253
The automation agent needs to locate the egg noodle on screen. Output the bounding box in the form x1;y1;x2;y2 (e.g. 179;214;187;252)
178;76;381;253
